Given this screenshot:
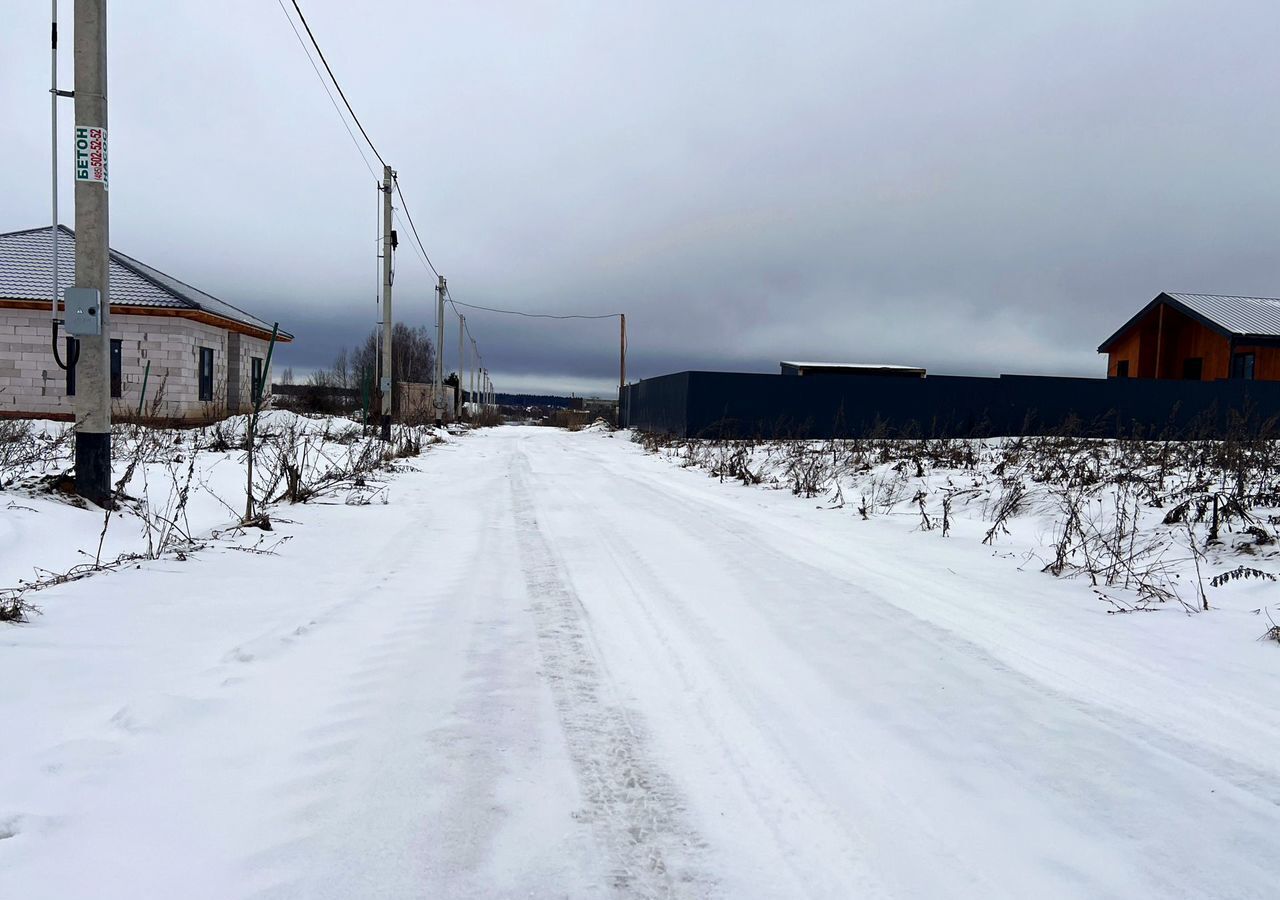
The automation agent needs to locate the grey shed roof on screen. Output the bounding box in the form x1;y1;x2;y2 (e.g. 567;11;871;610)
0;225;290;339
1098;291;1280;351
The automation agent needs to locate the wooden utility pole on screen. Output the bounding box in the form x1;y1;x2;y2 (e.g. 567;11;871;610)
380;164;393;440
72;0;111;505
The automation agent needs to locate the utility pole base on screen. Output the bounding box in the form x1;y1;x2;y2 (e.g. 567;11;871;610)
380;415;391;441
74;431;112;507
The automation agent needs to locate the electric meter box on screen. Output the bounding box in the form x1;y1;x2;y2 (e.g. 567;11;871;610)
63;287;102;336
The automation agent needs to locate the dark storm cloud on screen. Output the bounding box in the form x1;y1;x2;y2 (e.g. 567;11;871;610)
6;0;1280;395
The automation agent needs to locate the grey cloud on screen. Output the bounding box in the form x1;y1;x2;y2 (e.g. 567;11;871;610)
5;1;1280;394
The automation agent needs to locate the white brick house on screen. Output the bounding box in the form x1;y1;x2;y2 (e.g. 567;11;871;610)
0;226;292;422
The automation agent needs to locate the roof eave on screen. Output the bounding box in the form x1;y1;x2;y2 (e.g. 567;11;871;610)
1097;292;1236;352
0;296;291;341
1234;333;1280;347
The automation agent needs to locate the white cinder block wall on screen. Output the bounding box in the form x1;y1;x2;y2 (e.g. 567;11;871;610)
136;318;228;419
0;307;273;421
0;308;65;417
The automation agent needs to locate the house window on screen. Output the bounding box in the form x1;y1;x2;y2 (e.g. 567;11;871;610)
1231;352;1256;381
199;347;215;401
110;339;122;398
250;356;264;405
1182;357;1203;381
66;338;123;397
65;337;79;396
1114;360;1129;379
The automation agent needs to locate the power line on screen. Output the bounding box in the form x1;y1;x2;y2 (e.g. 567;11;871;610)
393;210;433;280
278;4;618;380
275;1;493;389
446;293;621;320
287;0;386;169
389;185;617;325
272;4;475;323
445;295;480;344
393;178;440;279
274;0;377;181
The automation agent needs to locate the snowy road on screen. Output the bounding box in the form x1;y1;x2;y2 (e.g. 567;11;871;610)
4;426;1279;898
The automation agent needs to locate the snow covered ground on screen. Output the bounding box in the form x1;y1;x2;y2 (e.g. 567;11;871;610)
2;422;1279;898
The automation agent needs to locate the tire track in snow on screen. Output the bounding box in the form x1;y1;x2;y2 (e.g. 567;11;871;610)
565;441;1280;896
509;446;714;899
556;495;901;898
608;455;1280;811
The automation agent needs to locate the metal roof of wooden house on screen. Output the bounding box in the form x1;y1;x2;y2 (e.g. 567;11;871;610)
1099;292;1280;351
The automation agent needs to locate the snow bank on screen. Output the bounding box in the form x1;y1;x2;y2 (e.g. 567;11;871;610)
0;412;448;618
640;431;1280;625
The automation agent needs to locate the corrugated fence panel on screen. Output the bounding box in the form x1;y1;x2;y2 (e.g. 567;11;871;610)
627;371;1280;439
624;372;690;436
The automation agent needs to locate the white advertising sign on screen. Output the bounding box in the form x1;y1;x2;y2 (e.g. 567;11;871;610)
75;126;108;189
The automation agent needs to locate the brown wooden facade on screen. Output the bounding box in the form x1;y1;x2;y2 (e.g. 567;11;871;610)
1100;298;1280;382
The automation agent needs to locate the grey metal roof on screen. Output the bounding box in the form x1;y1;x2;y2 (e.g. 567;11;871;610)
1097;291;1280;351
1161;292;1280;337
0;225;290;339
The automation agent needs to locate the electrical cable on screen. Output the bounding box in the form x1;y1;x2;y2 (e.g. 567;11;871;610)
287;0;386;169
274;0;377;180
276;4;622;384
275;1;487;390
51;320;78;371
392;178;440;279
393;210;435;284
445;289;620;320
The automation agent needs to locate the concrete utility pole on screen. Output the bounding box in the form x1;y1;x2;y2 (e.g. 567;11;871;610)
456;312;465;419
380;164;393;441
435;274;446;426
51;0;60;326
619;313;627;427
72;0;111;505
470;341;477;416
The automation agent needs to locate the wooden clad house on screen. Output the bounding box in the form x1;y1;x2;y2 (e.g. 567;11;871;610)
1098;292;1280;381
0;225;292;422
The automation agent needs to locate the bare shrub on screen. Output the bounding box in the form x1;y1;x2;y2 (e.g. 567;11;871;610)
646;429;1280;617
982;480;1026;545
1260;611;1280;645
0;592;30;623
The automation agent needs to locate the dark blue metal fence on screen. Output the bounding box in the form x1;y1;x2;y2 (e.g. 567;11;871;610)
622;371;1280;438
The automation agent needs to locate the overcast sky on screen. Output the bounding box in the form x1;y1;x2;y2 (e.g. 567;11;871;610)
5;1;1280;396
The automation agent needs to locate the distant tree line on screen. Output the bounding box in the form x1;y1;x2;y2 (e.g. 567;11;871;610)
498;392;576;408
279;324;438;416
309;323;436;392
